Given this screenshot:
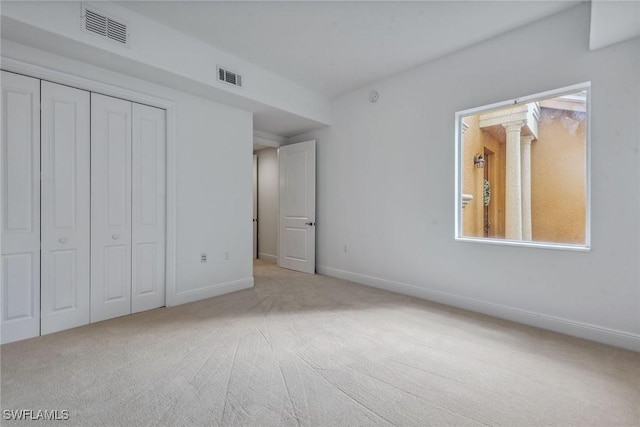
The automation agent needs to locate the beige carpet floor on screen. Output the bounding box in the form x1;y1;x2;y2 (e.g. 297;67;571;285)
1;260;639;426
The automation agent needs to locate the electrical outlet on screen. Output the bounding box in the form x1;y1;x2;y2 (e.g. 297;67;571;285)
201;253;207;263
224;251;230;260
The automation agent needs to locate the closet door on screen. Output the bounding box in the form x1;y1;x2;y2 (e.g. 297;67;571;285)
40;82;91;334
0;71;41;344
131;104;166;313
91;94;132;323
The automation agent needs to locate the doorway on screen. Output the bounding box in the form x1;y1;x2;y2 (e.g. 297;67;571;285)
253;147;279;264
252;139;317;274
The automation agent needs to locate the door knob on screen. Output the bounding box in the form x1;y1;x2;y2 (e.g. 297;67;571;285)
305;222;315;226
58;237;68;244
112;234;119;240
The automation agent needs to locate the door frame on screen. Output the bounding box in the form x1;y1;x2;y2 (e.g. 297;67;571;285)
1;57;179;307
253;132;285;266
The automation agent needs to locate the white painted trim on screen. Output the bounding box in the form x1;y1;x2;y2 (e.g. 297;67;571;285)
254;130;287;143
165;106;178;307
454;81;592;251
317;265;640;352
454;113;462;244
0;57;174;109
258;253;277;264
173;278;254;306
254;132;286;149
0;56;179;309
456;82;591;117
456;237;591;252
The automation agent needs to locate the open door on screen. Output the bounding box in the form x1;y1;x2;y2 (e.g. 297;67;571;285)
253;154;258;259
278;140;316;274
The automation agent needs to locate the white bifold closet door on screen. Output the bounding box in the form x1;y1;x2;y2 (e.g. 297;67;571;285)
1;71;41;344
91;94;133;322
40;81;91;334
131;103;165;314
91;93;165;322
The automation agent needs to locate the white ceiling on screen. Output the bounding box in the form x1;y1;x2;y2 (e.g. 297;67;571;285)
120;1;582;98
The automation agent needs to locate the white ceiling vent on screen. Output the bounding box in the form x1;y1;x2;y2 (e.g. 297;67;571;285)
82;5;129;46
218;67;242;87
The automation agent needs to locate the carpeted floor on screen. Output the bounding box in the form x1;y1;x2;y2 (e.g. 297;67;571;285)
1;260;639;426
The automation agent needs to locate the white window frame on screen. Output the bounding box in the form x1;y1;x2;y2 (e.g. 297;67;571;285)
454;82;591;251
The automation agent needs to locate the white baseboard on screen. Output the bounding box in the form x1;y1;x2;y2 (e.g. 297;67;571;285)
172;277;254;306
258;253;277;264
317;266;640;352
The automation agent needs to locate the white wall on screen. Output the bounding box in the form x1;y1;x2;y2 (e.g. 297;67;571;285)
256;148;279;263
2;40;254;305
290;4;640;351
175;95;253;301
590;0;640;50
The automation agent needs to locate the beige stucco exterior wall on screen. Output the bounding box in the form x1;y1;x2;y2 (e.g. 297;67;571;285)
531;107;586;244
462;115;482;237
462;115;504;238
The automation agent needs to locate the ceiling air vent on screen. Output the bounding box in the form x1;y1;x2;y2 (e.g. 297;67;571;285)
82;5;129;46
218;67;242;87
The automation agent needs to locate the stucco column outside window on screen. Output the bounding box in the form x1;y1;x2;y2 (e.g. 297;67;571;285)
521;135;534;241
503;121;524;240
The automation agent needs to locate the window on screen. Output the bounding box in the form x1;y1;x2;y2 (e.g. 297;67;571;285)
455;83;590;250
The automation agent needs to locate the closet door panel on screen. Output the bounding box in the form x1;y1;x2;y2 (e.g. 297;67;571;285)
131;104;165;313
1;71;41;344
41;81;91;334
91;93;132;323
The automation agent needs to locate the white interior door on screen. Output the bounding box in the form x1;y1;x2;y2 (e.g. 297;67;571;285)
253;154;258;260
0;71;41;344
91;93;132;323
278;140;316;274
131;103;165;313
40;81;91;334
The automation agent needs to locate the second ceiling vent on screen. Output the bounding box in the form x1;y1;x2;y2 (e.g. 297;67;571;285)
218;67;242;87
